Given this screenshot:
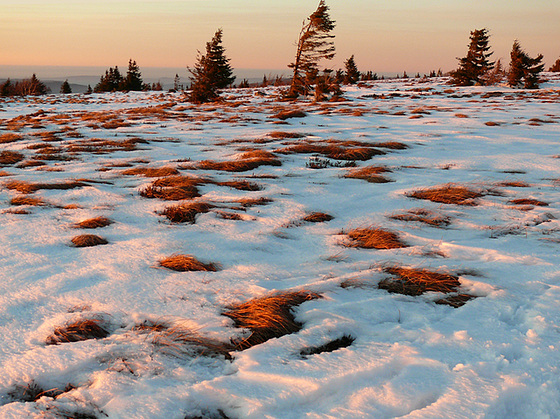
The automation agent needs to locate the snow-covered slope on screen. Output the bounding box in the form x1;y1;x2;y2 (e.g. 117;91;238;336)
1;75;559;418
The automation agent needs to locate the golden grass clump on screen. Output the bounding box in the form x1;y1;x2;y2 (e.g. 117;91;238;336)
4;179;86;194
498;181;530;188
197;150;281;173
344;166;392;183
389;208;451;227
10;195;47;206
122;166;179;177
407;184;484;206
222;291;321;350
140;184;201;200
273;109;307;120
344;227;408;249
159;254;219;272
45;318;110;345
7;381;65;403
378;266;460;296
302;212;334;223
235;197;273;208
71;234;108;247
159;202;214;223
0;170;11;177
0;151;25;165
74;216;113;229
0;133;23;143
217;180;262;191
267;131;305;139
508;198;548;207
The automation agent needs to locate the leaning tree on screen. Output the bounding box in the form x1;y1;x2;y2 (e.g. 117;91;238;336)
287;0;336;98
451;28;495;86
508;40;544;89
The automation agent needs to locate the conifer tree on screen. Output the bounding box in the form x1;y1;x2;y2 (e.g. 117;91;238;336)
508;40;544;89
86;85;93;94
122;59;143;91
60;80;72;94
188;28;235;103
287;0;336;98
0;78;14;97
343;55;360;84
451;28;494;86
174;74;182;91
548;58;560;72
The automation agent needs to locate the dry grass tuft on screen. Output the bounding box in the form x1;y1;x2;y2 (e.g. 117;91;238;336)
73;216;113;229
344;166;392;183
71;234;108;247
217;180;262;191
0;170;11;177
8;380;65;402
498;181;530;188
140;184;201;200
0;133;23;143
273;109;307;120
159;202;214;223
267;131;305;139
277;142;385;161
152;325;233;359
344;227;408;249
508;198;548;206
159;254;219;272
373;141;409;150
378;266;460;296
223;291;321;350
132;320;169;333
46;318;110;345
10;195;47;206
300;335;355;357
407;184;484;206
0;151;25;165
303;212;334;223
389;208;451;227
435;294;477;308
198;151;281;172
235;197;273;208
122;166;179;177
4;179;86;194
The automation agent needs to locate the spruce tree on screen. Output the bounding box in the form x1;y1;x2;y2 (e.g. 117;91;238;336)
508;40;544;89
188;28;235;103
451;28;494;86
287;0;336;98
60;80;72;94
86;85;93;94
343;55;360;84
548;58;560;72
122;59;143;91
0;78;14;97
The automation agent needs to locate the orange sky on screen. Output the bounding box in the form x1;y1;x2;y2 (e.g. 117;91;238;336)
1;0;559;74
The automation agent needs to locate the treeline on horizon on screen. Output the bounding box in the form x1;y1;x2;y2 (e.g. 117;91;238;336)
1;0;560;100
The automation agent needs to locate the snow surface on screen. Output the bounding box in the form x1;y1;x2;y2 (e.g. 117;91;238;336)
1;75;559;418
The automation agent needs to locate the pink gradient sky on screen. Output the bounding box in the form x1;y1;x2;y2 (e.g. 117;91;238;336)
1;0;558;75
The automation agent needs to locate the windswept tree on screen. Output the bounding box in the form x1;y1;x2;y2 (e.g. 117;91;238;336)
94;66;123;92
14;74;49;96
451;28;495;86
287;0;336;98
508;40;544;89
188;28;235;103
344;55;360;84
60;80;72;94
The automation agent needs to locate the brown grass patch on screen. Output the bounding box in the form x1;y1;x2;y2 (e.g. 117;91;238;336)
267;131;305;139
46;318;110;345
0;133;23;143
66;137;146;154
277;142;385;161
273;109;307;120
454;113;469;118
344;166;392;183
0;151;25;165
0;170;11;177
235;197;273;207
374;141;409;150
4;179;86;194
303;212;334;223
71;234;108;247
508;198;548;206
484;121;501;126
498;181;530;188
159;254;219;272
378;266;460;296
73;216;113;229
215;211;243;220
389;208;451;227
407;184;484;206
140;184;201;200
222;291;321;350
152;325;233;359
8;381;66;402
344;227;408;249
159;202;214;223
300;335;355;357
122;166;179;177
10;196;47;206
435;294;477;308
197;150;281;173
217;180;262;191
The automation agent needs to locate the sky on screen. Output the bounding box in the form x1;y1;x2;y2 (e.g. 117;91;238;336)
1;0;559;78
